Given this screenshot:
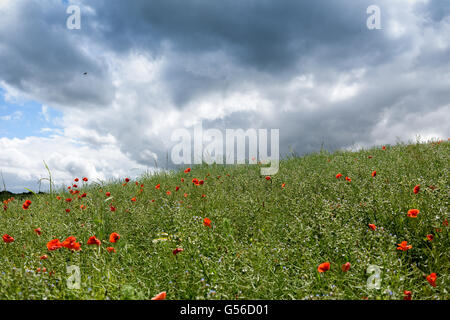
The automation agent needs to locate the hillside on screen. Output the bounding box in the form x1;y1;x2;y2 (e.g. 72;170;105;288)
0;140;448;299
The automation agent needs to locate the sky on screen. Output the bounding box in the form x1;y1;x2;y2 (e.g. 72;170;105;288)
0;0;449;193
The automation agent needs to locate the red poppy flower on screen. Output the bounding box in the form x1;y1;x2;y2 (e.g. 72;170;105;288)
203;218;212;228
184;193;188;198
345;176;351;182
124;178;130;183
199;180;204;185
34;228;42;236
407;209;419;218
107;247;116;253
105;192;111;197
62;236;81;251
155;184;160;189
166;191;171;195
61;236;75;247
397;241;412;251
65;209;71;213
181;178;185;182
175;186;180;191
368;224;376;231
426;273;437;287
382;146;386;150
265;176;271;180
403;290;412;300
192;178;199;185
281;183;286;188
87;236;101;246
82;177;88;182
110;206;116;212
73;184;78;188
184;168;191;173
109;232;120;243
413;185;420;194
22;199;32;210
443;219;448;227
368;155;373;159
151;291;166;300
426;234;434;242
65;198;72;202
317;262;330;273
173;248;183;255
131;197;137;202
47;239;62;251
341;262;351;272
2;234;14;243
371;171;376;177
40;254;48;260
201;194;206;198
336;173;343;179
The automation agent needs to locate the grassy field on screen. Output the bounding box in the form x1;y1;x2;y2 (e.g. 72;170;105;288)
0;140;448;300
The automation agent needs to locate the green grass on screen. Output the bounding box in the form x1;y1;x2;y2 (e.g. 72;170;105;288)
0;140;448;300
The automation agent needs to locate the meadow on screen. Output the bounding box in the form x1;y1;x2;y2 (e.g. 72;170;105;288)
0;140;448;300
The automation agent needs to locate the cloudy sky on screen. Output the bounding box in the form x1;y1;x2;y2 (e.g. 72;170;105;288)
0;0;449;192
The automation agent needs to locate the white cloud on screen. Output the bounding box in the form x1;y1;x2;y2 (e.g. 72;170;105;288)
0;0;12;11
369;104;450;146
0;135;150;192
0;110;22;121
40;105;50;122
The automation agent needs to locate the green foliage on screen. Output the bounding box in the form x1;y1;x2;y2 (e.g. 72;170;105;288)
0;141;448;300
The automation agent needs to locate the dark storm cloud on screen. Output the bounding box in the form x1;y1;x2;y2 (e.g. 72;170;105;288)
2;0;447;110
0;1;114;109
89;0;393;106
82;0;450;110
92;0;380;67
420;0;450;22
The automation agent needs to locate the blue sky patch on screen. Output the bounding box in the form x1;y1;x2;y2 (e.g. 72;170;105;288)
0;87;63;139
